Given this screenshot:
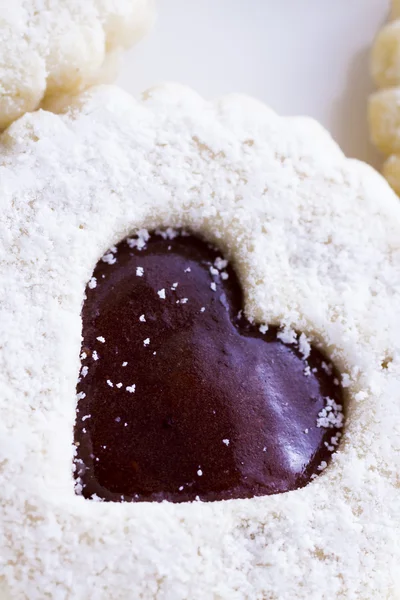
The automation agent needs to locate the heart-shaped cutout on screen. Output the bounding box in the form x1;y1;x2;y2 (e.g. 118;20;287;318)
74;231;344;503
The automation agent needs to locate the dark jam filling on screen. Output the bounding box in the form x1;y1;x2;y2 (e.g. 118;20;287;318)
74;231;344;503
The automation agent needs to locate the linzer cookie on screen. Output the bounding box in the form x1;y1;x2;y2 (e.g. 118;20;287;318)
369;0;400;193
0;84;399;598
0;0;154;130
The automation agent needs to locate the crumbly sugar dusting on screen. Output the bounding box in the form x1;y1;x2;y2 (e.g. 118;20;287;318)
1;84;400;598
0;0;155;131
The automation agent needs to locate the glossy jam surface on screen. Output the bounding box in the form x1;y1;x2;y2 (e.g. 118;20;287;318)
74;233;344;503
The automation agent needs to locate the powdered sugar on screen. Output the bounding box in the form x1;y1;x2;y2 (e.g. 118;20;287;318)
214;257;228;270
1;84;400;599
298;333;311;360
316;397;344;429
128;229;150;250
0;0;155;130
101;251;117;265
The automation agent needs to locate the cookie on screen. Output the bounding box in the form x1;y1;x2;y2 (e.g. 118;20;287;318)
369;0;400;193
393;0;400;20
0;0;154;130
1;83;400;599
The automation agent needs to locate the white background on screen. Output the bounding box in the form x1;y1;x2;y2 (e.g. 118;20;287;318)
119;0;390;169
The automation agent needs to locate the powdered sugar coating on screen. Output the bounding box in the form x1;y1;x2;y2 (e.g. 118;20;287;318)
0;0;154;130
1;83;400;598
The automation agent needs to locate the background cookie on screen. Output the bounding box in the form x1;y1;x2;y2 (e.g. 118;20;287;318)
0;0;154;130
1;83;400;599
393;0;400;20
369;0;400;193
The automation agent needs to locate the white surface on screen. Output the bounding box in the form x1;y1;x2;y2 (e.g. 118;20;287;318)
119;0;390;168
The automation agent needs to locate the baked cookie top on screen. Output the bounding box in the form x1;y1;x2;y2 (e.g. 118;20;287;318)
0;0;154;130
1;83;400;599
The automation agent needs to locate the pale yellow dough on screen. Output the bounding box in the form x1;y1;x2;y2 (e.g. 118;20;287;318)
369;87;400;154
383;153;400;194
368;0;400;193
371;21;400;89
393;0;400;20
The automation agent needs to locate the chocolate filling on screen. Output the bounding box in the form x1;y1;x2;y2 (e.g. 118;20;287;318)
74;232;344;503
